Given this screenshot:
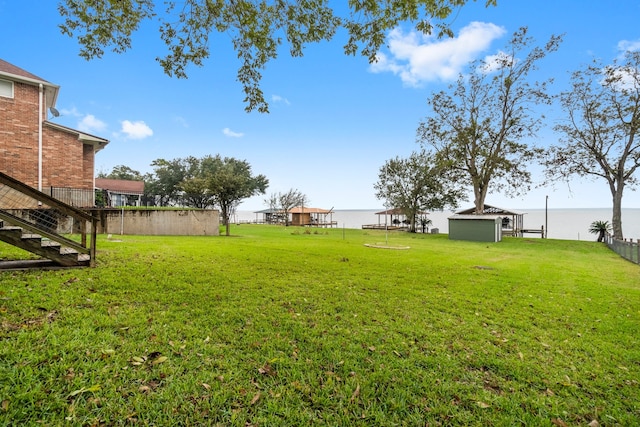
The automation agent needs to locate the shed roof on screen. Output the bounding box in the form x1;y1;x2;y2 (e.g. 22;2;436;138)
449;214;503;221
375;208;429;215
254;208;281;214
95;178;144;194
455;204;525;216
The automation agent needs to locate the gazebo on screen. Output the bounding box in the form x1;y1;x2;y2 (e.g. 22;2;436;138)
362;208;428;230
253;208;286;224
289;206;336;227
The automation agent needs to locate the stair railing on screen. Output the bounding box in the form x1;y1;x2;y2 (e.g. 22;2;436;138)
0;171;97;267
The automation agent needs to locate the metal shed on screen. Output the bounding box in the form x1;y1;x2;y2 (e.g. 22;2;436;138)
448;214;503;242
454;204;525;237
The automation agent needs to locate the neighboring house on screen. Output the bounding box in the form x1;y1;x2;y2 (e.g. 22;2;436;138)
289;206;336;227
0;59;109;207
95;178;145;207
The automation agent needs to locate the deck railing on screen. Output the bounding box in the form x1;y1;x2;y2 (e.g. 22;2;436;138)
49;186;95;208
0;172;97;267
603;232;640;265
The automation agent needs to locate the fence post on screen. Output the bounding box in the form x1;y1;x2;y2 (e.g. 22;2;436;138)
90;215;97;268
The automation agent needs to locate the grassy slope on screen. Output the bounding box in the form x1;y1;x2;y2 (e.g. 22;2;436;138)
1;226;639;426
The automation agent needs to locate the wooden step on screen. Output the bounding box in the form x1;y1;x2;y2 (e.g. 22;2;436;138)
0;225;90;268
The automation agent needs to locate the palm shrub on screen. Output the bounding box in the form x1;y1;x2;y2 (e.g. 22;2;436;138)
589;220;612;242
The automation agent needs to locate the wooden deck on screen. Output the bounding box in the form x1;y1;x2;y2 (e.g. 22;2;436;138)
362;224;405;230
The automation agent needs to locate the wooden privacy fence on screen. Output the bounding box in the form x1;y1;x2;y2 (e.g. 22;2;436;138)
604;233;640;265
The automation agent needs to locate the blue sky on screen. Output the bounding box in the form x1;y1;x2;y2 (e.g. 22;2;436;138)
1;1;640;211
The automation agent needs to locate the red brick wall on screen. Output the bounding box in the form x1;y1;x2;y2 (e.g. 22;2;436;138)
0;80;95;191
0;81;40;187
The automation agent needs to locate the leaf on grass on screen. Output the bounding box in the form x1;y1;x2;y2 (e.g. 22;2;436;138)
588;420;600;427
202;383;211;390
204;336;210;343
138;385;151;393
1;400;8;412
258;363;276;376
477;401;490;408
68;385;101;397
350;384;361;403
151;356;168;365
368;346;376;352
551;419;568;427
250;392;261;405
131;356;146;366
518;352;524;360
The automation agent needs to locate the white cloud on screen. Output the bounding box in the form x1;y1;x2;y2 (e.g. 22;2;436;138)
271;94;291;105
121;120;153;140
618;39;640;53
78;114;107;133
603;65;640;92
479;51;516;74
223;127;244;138
370;21;506;86
59;106;81;117
173;116;189;128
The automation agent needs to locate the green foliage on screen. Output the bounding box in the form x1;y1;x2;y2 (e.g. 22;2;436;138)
544;50;640;240
145;158;190;206
207;156;268;235
418;27;562;213
374;150;464;232
96;165;145;181
57;0;496;112
1;228;639;425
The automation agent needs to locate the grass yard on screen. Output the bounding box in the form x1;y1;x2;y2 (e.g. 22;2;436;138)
1;225;639;426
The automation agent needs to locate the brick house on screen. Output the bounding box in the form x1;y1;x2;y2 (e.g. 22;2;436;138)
0;59;108;206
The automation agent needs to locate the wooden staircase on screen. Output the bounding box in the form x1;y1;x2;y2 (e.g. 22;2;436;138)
0;172;97;269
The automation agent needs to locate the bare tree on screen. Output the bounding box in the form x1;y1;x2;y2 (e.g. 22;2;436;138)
545;51;640;239
418;28;562;213
266;189;309;226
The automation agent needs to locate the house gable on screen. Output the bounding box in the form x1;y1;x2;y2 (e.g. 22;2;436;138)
0;59;108;192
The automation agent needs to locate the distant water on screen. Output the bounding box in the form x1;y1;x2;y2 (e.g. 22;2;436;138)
233;208;640;241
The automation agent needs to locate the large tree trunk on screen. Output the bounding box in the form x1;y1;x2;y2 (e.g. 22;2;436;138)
611;184;624;240
473;183;489;214
220;205;231;236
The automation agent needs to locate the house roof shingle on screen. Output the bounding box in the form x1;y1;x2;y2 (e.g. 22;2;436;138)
95;178;145;194
0;58;48;82
0;58;60;109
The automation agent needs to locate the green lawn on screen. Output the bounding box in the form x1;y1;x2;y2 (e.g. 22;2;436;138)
1;226;639;426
